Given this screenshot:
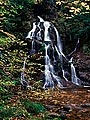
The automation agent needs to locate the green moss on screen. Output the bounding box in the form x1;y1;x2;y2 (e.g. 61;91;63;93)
21;99;46;115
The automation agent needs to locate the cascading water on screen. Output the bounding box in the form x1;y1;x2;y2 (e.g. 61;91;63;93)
30;40;35;55
44;43;63;89
21;16;90;89
42;19;63;88
53;26;63;69
21;56;31;89
69;57;81;85
44;44;54;89
26;22;37;40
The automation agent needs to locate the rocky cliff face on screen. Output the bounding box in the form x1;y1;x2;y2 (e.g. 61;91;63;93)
74;51;90;85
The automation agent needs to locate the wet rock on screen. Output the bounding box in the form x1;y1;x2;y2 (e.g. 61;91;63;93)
47;112;67;120
48;112;60;118
81;103;90;108
63;106;72;113
45;104;57;110
60;113;67;120
74;52;90;85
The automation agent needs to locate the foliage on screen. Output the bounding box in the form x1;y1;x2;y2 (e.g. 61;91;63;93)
0;105;32;119
83;44;90;54
1;0;35;38
0;107;17;119
66;13;90;40
21;99;46;114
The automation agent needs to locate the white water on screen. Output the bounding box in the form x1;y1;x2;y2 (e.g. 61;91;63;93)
44;21;51;42
55;45;69;82
26;22;37;39
23;16;87;89
44;44;54;89
30;40;35;55
21;56;31;88
44;44;63;89
38;16;44;22
69;57;81;85
54;26;63;69
43;20;63;89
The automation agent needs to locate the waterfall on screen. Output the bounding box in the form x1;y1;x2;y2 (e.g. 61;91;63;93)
24;16;90;89
38;16;44;22
44;43;63;89
54;26;63;69
44;21;51;42
21;56;31;89
43;20;63;89
69;57;81;85
26;22;37;39
55;45;69;82
44;44;54;89
30;40;35;55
